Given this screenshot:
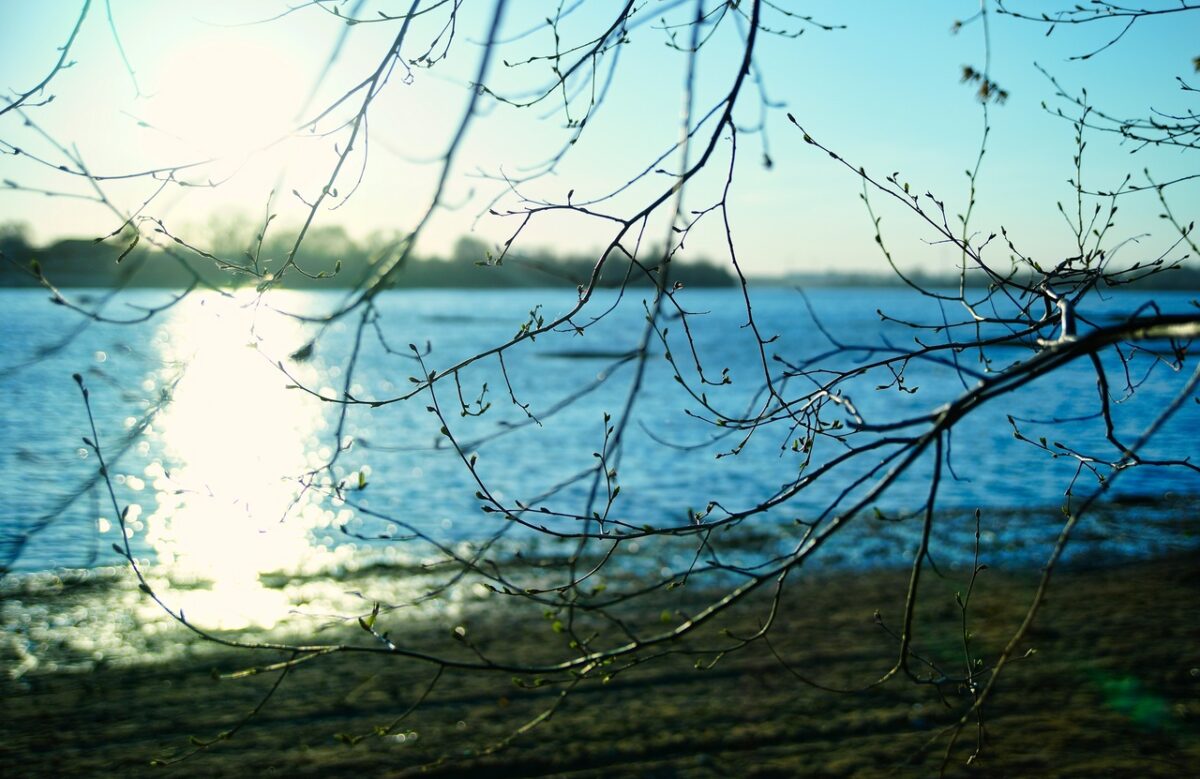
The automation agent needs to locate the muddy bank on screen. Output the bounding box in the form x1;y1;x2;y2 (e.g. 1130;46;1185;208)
2;553;1198;777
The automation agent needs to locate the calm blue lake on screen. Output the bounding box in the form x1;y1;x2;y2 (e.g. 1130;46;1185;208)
2;286;1197;581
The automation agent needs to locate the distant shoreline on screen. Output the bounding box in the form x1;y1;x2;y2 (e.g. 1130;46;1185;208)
4;271;1200;291
5;233;1199;291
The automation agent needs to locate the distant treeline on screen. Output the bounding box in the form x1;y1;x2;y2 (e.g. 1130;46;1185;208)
0;226;734;290
773;266;1200;291
3;225;1196;290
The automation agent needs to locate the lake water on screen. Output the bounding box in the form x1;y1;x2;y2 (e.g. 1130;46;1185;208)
1;285;1197;664
1;285;1197;578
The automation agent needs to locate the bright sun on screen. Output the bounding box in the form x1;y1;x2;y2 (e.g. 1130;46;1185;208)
145;36;305;159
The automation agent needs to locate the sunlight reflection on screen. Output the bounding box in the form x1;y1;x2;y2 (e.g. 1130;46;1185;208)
143;291;335;630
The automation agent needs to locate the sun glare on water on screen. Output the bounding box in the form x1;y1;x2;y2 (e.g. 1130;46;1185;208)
140;292;338;630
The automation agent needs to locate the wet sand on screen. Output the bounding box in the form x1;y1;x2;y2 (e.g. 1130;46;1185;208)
3;552;1198;778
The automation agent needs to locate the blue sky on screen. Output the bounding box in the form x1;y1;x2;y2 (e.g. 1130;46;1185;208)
1;1;1196;276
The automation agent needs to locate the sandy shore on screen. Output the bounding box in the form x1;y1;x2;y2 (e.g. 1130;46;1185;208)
3;552;1198;778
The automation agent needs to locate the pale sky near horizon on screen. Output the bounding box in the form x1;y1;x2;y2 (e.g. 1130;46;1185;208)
0;1;1196;277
